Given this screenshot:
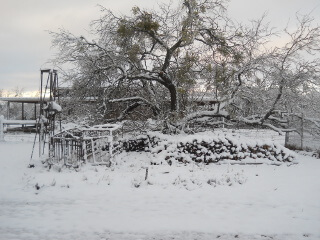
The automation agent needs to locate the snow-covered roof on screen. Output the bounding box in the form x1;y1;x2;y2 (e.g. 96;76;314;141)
83;123;122;131
53;124;122;139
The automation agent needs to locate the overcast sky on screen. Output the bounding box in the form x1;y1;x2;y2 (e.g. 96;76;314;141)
0;0;319;95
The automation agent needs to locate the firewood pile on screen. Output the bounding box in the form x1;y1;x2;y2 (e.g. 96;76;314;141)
116;133;296;165
159;139;295;164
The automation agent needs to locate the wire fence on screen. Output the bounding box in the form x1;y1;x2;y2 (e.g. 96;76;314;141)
286;131;320;151
285;114;320;152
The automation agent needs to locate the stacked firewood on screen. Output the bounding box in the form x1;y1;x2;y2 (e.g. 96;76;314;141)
157;139;295;164
115;134;296;164
119;136;150;152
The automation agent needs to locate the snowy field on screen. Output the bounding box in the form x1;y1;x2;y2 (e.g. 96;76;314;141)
0;130;320;240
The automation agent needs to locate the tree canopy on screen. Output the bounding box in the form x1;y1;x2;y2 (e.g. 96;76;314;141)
51;0;320;134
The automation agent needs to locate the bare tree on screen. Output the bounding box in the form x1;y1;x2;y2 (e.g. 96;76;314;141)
51;0;228;122
51;1;320;134
235;14;320;133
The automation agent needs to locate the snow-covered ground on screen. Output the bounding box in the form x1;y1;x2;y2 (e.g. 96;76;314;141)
0;130;319;240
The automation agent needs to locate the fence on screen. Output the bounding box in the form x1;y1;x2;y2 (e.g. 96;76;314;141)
48;124;122;167
0;115;37;141
285;114;320;151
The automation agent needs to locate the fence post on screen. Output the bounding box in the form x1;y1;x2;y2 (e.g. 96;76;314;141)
0;115;4;142
285;132;289;147
7;102;10;119
301;112;304;149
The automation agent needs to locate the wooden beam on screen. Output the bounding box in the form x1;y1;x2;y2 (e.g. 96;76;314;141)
22;102;25;128
34;103;37;120
7;102;10;119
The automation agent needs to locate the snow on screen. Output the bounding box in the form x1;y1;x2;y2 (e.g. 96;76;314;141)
0;97;48;103
49;101;62;112
0;131;320;240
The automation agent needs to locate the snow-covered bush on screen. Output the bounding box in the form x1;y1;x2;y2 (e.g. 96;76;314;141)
313;150;320;159
207;173;247;187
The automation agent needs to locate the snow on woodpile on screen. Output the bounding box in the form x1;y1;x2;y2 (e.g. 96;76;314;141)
118;132;296;165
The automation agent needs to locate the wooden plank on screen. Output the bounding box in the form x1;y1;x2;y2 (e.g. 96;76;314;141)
3;119;37;125
0;116;4;141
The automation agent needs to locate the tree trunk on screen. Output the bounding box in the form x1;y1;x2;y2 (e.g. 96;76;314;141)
167;83;178;112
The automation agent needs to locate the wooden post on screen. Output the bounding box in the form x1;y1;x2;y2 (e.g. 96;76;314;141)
285;132;289;147
39;118;44;157
49;70;52;100
34;103;37;120
0;115;4;141
22;102;24;119
145;167;149;181
301;112;304;149
285;113;290;147
83;140;88;163
7;102;10;119
22;102;25;129
109;130;113;158
91;139;96;164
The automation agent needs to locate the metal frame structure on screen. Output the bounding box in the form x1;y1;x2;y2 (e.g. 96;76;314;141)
48;124;122;167
39;69;60;134
29;69;62;164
